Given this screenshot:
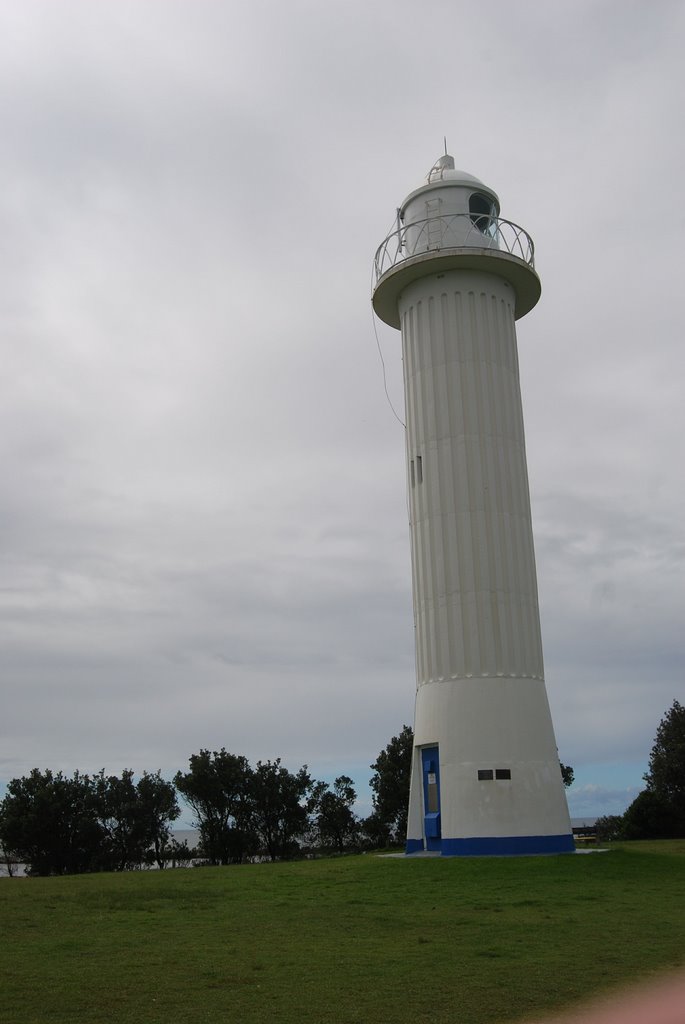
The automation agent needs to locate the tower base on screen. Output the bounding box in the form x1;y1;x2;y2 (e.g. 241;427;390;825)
406;834;575;857
405;677;574;859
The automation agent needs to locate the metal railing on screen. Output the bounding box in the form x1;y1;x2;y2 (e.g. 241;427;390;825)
373;214;535;286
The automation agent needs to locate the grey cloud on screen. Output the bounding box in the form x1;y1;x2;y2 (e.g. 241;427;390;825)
0;1;682;814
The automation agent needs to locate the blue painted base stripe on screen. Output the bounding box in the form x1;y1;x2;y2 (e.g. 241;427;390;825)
440;834;575;856
405;839;424;854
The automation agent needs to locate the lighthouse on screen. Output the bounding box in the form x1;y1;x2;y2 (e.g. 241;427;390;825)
373;155;573;855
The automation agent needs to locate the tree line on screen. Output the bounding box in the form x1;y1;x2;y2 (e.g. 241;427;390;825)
5;703;679;874
19;697;681;875
0;734;414;876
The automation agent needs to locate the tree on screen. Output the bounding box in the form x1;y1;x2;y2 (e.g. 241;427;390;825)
0;769;102;876
622;790;679;840
93;770;147;871
92;770;180;871
359;811;393;850
0;767;181;875
616;701;685;842
594;815;625;842
643;700;685;824
368;725;413;845
136;771;182;869
560;762;574;788
174;749;255;865
313;776;359;854
250;759;313;861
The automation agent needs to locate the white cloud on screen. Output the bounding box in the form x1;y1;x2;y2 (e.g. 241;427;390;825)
568;783;642;820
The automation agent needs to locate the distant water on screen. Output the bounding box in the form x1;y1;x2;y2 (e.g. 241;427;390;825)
0;861;26;878
173;829;200;846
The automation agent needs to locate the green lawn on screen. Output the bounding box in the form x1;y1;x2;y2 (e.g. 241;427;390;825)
2;845;684;1024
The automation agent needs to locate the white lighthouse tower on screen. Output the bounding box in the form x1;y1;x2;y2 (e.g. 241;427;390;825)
373;155;573;855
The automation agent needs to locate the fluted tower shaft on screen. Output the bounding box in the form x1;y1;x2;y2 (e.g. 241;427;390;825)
402;270;542;686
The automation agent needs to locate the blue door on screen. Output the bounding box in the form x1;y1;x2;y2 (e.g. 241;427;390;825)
421;746;441;852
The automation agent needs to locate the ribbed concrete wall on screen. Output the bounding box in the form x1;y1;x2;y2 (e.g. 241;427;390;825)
400;269;544;686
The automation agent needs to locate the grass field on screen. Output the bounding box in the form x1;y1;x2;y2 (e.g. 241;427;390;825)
2;844;685;1024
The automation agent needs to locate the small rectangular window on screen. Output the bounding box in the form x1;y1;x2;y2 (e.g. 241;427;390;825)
416;455;423;484
426;776;438;813
495;769;511;780
477;769;493;781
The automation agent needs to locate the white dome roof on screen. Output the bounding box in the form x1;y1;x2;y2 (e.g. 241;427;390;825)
427;154;487;190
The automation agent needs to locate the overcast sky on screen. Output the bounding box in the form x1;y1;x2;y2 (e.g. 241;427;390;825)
1;0;683;824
